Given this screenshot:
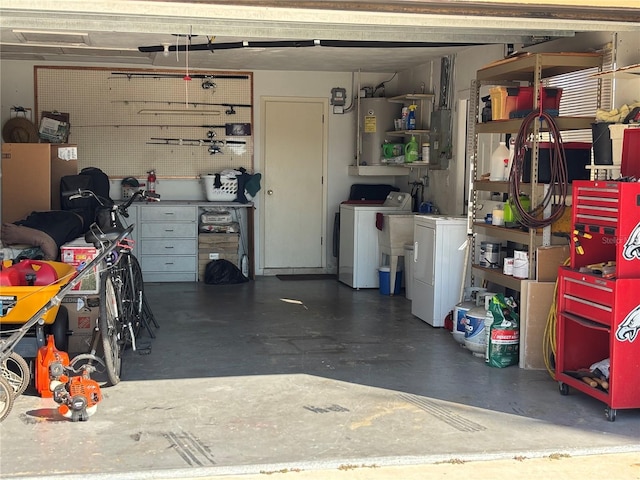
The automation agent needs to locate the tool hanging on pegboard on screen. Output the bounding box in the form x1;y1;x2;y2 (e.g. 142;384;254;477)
146;137;247;155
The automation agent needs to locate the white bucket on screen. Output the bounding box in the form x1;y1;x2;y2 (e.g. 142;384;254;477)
479;242;501;269
513;250;529;279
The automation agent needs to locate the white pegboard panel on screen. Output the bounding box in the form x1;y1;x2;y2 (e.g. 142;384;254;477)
35;67;253;178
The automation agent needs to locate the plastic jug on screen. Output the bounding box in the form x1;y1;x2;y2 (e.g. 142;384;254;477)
404;135;419;163
0;260;59;287
490;141;510;181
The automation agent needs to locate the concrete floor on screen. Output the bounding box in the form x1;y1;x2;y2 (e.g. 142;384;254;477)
1;277;639;479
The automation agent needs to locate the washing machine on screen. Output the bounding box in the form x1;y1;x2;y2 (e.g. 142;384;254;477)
338;191;411;288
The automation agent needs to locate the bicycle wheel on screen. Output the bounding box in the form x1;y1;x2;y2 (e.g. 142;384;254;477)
116;256;137;347
99;271;125;386
1;352;30;396
0;376;15;422
131;254;158;334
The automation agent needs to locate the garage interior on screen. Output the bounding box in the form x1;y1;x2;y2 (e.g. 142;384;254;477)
1;1;640;479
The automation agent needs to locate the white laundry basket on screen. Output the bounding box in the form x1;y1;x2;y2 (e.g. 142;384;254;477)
202;174;238;202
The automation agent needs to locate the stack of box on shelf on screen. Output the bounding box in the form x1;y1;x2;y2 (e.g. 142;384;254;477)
198;208;240;281
555;180;640;421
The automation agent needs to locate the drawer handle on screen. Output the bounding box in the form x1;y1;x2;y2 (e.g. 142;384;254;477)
164;262;174;265
164;229;175;232
164;212;175;215
563;294;612;312
164;246;174;249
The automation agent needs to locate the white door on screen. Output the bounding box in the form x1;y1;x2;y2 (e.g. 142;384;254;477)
262;98;327;271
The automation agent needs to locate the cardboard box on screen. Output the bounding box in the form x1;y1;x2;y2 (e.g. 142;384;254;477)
198;233;239;248
520;280;556;370
1;143;78;223
60;238;99;294
62;295;99;354
536;245;570;282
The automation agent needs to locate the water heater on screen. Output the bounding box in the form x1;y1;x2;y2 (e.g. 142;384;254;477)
358;98;401;166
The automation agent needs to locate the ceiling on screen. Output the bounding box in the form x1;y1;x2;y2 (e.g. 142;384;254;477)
0;1;638;73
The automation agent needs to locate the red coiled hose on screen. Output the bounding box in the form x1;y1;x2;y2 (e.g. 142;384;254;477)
509;110;568;228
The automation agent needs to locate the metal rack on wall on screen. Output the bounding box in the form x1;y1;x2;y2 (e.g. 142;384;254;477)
466;52;603;292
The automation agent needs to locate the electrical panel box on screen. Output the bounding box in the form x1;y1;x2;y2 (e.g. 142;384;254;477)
429;109;452;169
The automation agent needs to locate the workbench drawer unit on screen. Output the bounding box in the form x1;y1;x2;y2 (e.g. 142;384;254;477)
138;205;198;282
556;267;640;420
570;181;640;277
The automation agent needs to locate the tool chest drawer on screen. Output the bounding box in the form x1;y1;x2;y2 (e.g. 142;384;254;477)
140;222;197;238
140;205;197;222
559;270;614;325
561;272;614;307
560;294;612;325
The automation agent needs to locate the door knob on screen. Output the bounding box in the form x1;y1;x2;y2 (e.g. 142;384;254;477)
267;189;274;195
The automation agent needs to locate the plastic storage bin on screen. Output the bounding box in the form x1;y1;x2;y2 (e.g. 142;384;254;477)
621;127;640;178
609;124;638;167
378;266;401;295
504;87;563;118
489;87;508;120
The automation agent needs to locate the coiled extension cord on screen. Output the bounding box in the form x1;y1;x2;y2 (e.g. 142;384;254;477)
509;110;569;228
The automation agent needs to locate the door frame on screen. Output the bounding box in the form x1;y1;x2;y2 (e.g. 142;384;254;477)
259;96;329;274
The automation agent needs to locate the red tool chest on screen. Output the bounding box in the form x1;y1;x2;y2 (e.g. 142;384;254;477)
556;180;640;421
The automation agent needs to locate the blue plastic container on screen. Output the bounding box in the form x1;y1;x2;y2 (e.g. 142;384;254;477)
379;266;402;295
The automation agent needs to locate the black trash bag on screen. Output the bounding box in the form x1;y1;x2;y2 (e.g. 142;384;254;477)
204;259;249;285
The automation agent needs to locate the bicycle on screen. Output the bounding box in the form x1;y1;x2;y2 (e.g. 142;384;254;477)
63;188;160;386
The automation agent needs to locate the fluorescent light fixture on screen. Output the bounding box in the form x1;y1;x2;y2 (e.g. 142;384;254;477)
12;29;90;46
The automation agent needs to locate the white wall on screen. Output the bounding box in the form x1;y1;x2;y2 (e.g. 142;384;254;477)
0;59;398;274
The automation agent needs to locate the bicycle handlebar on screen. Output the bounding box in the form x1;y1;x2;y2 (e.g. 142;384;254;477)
61;189;161;216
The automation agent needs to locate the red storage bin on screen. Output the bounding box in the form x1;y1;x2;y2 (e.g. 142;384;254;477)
621;127;640;178
507;87;563;118
505;86;533;118
541;87;563;110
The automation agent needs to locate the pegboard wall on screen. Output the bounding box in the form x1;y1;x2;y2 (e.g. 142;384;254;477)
35;66;253;178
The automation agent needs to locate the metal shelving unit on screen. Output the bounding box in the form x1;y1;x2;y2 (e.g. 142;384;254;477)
467;52;602;292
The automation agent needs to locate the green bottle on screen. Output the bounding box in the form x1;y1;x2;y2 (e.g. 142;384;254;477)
404;135;419;163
